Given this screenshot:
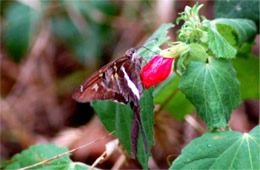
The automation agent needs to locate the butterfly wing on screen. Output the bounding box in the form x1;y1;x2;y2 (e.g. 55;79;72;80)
116;56;143;105
72;56;130;103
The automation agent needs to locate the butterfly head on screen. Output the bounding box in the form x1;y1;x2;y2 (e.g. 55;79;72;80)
125;48;137;58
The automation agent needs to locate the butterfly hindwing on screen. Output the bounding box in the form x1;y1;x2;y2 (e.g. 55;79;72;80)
117;57;143;106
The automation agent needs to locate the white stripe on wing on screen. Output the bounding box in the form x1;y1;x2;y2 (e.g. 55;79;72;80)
121;66;140;100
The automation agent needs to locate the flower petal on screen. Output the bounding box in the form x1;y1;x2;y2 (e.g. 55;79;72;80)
140;55;174;88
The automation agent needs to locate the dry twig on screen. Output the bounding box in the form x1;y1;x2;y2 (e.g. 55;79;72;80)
18;131;115;170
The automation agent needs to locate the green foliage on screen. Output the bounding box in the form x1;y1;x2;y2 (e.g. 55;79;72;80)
176;3;207;42
179;58;241;130
91;89;154;169
137;23;174;65
4;144;90;170
91;101;133;155
73;0;118;16
213;18;257;46
177;3;203;24
1;0;118;63
154;75;193;120
233;55;260;99
139;89;155;151
189;43;208;62
207;22;237;59
50;16;115;63
148;3;258;169
170;125;260;169
2;2;39;61
214;0;260;30
237;41;256;57
61;0;116;62
136;89;154;169
172;3;258;131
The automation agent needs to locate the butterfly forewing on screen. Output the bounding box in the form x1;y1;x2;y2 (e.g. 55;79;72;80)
72;56;130;103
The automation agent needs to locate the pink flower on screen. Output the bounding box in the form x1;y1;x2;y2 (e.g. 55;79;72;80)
140;55;174;89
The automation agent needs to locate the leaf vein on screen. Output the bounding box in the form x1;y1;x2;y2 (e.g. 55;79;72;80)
208;69;226;123
246;137;253;169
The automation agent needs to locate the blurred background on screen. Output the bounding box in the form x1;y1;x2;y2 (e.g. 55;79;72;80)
0;0;259;169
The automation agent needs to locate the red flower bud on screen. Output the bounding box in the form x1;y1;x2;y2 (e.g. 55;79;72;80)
140;55;174;89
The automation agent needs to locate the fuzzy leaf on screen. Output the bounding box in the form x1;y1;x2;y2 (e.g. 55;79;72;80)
179;58;241;129
137;23;174;65
92;89;154;169
207;23;237;59
213;18;257;46
189;43;208;62
170;125;260;169
4;144;91;170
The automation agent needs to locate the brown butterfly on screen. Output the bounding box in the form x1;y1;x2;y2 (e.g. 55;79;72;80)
72;48;143;105
72;48;148;158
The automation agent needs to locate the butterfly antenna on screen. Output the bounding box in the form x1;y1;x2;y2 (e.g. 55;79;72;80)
140;46;159;56
136;38;160;56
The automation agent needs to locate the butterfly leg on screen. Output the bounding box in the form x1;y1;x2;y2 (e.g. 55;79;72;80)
131;111;139;159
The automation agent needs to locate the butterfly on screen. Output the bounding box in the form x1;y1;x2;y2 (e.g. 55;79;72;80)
72;48;148;158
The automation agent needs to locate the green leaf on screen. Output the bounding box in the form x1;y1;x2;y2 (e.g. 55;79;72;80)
179;58;241;130
214;0;260;29
154;75;193;120
73;0;117;16
3;2;39;61
237;41;256;57
170;125;260;169
91;89;154;169
213;18;257;46
72;162;94;170
50;17;98;62
51;12;115;63
233;55;260;99
140;89;154;150
51;17;81;43
136;89;154;169
213;23;238;47
91;101;117;132
91;101;132;153
137;23;174;65
4;144;91;170
207;23;237;59
115;104;134;155
189;43;208;62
